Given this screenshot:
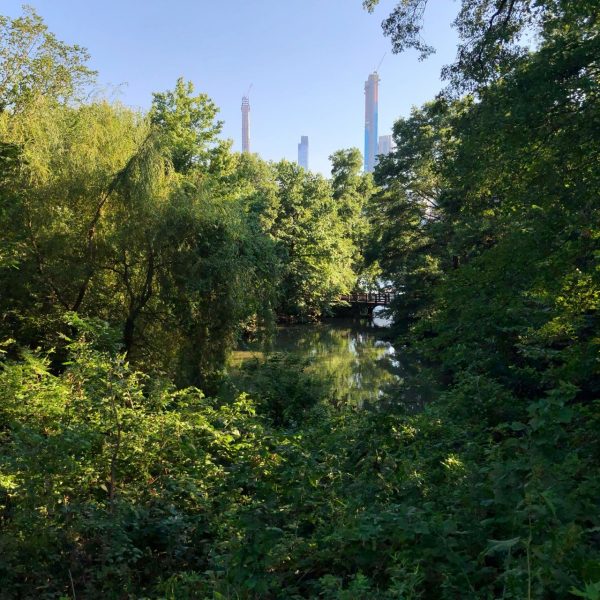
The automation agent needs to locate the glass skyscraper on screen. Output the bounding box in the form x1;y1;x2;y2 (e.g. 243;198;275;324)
377;134;394;158
298;135;309;170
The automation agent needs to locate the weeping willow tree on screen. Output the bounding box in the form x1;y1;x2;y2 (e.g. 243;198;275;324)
0;84;279;388
0;100;149;342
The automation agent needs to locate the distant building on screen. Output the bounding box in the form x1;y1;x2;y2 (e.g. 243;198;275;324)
364;72;379;173
376;134;395;167
298;135;309;170
378;134;394;157
241;96;250;153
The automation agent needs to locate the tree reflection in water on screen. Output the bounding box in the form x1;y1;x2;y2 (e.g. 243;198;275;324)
234;318;403;408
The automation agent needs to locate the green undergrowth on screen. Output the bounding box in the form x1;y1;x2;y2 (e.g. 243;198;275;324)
1;326;598;599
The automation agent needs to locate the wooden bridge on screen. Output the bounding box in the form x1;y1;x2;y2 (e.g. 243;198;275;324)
338;292;395;306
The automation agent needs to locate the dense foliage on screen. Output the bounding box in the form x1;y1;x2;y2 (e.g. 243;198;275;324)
1;2;598;598
0;8;372;389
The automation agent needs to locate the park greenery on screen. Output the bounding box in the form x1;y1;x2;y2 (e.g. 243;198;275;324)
0;1;598;598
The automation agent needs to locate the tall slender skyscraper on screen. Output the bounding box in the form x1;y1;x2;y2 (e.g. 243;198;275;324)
364;72;379;173
241;96;250;153
298;135;309;170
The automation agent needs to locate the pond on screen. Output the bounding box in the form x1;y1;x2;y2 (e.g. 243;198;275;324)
231;308;404;408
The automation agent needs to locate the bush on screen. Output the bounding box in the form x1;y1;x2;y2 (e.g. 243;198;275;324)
237;353;331;427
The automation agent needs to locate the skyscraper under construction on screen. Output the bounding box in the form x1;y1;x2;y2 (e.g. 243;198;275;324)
364;72;379;173
241;95;250;153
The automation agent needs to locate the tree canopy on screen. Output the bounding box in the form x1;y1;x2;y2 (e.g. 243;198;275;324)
364;0;600;90
0;6;95;111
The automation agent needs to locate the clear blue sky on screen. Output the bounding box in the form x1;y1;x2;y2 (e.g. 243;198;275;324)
4;1;460;175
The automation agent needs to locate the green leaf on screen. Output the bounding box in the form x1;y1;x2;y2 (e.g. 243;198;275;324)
484;537;521;555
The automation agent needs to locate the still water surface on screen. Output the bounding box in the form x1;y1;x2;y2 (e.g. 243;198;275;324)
232;309;402;407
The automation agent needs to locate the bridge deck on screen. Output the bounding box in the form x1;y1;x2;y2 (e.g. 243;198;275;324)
339;292;395;306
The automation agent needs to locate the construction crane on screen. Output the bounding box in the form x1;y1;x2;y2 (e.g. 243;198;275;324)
375;53;386;74
244;83;253;98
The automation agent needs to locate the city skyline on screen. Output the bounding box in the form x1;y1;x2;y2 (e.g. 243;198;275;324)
244;81;395;174
2;1;459;175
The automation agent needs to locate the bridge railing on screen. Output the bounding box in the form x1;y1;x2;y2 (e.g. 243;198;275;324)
339;292;395;305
